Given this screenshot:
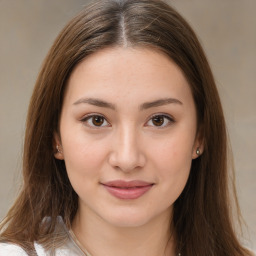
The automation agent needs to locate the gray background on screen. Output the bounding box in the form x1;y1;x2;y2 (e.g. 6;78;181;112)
0;0;255;250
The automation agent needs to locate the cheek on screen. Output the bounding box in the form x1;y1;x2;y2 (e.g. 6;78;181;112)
153;131;194;166
157;145;192;183
61;130;109;179
150;131;194;193
156;147;191;205
62;139;109;198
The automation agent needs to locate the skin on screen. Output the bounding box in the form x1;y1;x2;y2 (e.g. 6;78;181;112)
54;47;203;256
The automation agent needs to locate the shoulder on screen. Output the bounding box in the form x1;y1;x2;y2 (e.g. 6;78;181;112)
0;243;28;255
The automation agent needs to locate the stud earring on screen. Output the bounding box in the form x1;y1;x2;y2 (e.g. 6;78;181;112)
56;145;62;153
196;147;200;156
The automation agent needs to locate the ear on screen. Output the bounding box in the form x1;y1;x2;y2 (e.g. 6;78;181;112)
53;132;64;160
192;128;204;159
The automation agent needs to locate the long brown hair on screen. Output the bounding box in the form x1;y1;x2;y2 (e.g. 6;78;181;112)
0;0;252;255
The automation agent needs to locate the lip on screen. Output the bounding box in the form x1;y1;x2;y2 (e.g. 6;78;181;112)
101;180;154;200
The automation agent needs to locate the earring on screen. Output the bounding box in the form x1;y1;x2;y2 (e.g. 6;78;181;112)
196;147;200;156
56;145;62;153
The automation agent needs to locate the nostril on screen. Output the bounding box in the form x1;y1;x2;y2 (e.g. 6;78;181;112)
108;150;146;172
108;132;146;172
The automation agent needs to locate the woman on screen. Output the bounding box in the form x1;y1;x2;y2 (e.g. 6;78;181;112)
0;0;253;255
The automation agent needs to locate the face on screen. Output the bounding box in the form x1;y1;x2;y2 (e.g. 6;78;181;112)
55;47;202;228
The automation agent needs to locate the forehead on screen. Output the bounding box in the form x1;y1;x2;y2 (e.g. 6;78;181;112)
64;47;193;107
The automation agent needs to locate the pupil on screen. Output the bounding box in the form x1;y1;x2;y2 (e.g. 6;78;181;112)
152;116;164;126
93;116;104;126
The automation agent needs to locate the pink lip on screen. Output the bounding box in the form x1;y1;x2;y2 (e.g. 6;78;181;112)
101;180;154;200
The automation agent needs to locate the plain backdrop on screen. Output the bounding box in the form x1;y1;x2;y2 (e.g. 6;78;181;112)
0;0;255;250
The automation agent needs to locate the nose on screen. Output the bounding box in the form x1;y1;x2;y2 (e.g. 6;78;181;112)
108;126;146;172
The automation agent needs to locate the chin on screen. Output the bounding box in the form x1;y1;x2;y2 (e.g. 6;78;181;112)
106;215;152;228
100;207;164;228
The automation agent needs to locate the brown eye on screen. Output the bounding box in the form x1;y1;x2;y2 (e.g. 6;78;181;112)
92;115;105;126
146;114;174;128
82;114;109;127
152;116;164;126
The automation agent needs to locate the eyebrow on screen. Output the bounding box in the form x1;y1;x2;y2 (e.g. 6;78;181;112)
73;97;182;110
73;98;115;110
140;98;182;110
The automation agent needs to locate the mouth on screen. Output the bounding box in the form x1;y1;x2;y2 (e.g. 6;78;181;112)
101;180;154;200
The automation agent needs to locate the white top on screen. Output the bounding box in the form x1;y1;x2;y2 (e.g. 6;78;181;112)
0;241;85;256
0;217;255;255
0;217;89;256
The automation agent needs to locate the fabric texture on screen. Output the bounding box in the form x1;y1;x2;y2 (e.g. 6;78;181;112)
0;217;86;256
0;217;255;255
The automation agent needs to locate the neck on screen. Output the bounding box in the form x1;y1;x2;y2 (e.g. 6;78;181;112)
72;206;176;256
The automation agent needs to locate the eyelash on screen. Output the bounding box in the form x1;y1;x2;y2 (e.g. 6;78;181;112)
146;114;175;128
80;114;110;128
80;113;175;128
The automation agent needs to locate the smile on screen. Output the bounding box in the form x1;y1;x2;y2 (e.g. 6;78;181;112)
101;180;154;200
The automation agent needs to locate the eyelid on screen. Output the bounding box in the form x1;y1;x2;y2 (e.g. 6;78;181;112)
79;112;175;128
80;113;111;128
145;113;175;128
